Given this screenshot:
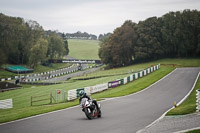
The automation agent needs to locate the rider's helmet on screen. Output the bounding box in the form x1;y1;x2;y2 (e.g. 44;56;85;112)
79;90;85;98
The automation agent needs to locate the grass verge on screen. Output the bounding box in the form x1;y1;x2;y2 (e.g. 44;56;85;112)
186;129;200;133
167;75;200;115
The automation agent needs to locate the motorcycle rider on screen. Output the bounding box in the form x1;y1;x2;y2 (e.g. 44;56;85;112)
79;90;99;111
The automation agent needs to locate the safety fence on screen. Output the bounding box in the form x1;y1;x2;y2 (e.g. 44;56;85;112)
68;64;160;101
0;99;13;109
1;64;102;82
31;90;67;106
0;64;77;82
197;89;200;112
31;94;53;106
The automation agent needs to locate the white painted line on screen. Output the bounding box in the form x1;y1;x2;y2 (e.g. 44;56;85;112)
137;71;200;133
177;71;200;106
173;126;200;133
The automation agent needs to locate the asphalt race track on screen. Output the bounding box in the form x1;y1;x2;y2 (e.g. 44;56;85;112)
0;68;199;133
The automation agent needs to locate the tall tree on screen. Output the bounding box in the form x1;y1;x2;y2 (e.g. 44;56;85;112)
99;20;137;67
135;17;163;61
99;9;200;66
47;33;66;59
29;38;48;68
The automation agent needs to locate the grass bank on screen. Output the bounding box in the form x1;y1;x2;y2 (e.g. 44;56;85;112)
68;39;100;60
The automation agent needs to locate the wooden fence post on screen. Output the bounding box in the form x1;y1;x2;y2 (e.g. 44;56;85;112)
31;96;32;106
50;93;52;104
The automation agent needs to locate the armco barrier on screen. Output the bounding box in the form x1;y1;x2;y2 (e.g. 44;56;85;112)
147;68;150;74
108;80;121;88
124;77;128;84
84;87;91;95
67;64;160;101
0;99;13;109
144;70;146;76
197;89;200;112
68;89;77;101
90;83;108;94
135;73;138;79
140;71;143;78
130;75;133;82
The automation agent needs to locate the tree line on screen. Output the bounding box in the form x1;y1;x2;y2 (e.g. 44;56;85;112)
99;9;200;67
0;13;69;68
65;31;97;40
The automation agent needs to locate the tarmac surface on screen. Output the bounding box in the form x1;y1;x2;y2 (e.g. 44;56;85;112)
0;67;199;133
138;113;200;133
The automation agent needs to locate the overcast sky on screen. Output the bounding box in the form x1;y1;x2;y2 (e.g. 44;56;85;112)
0;0;200;36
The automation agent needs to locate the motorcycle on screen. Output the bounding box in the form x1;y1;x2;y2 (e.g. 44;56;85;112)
80;98;101;120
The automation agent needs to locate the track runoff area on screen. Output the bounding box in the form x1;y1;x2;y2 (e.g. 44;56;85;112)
0;67;199;133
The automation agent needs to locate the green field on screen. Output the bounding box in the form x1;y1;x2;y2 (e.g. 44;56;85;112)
0;58;200;123
67;39;100;60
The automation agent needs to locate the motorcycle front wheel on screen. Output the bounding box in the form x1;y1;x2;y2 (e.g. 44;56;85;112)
84;108;93;120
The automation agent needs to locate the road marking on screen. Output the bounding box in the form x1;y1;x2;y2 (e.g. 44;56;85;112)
173;127;200;133
137;70;200;133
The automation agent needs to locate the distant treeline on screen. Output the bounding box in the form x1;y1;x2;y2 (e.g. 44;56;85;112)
63;31;111;40
0;13;69;68
99;9;200;67
64;31;97;40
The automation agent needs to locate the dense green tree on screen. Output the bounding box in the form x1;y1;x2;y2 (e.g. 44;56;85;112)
47;33;66;59
64;39;69;55
0;13;45;65
29;38;48;68
135;17;163;61
19;20;44;64
98;33;111;41
0;49;6;67
0;13;70;69
99;9;200;67
99;20;137;67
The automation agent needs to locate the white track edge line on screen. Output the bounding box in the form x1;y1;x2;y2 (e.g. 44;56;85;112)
173;126;200;133
137;71;200;133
